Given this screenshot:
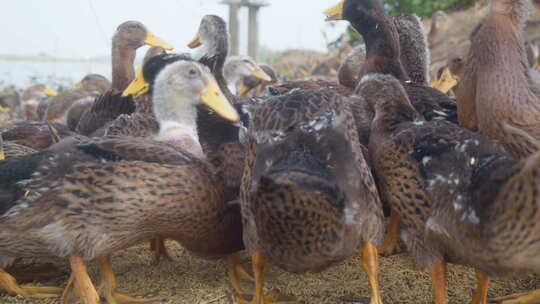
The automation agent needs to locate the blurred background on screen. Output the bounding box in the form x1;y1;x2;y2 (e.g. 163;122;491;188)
0;0;538;89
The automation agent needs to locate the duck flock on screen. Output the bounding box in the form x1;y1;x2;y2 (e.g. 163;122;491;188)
1;0;540;303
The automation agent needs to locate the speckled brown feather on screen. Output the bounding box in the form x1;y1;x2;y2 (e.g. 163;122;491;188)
240;89;384;273
44;89;99;121
76;90;136;136
3;142;37;158
268;80;353;96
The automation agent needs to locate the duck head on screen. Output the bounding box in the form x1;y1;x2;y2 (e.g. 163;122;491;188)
356;74;422;131
122;53;192;98
188;15;228;61
114;21;173;50
152;60;239;126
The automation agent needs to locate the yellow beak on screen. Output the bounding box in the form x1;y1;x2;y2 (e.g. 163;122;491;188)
44;87;58;96
144;31;173;50
251;66;272;82
0;105;11;113
201;76;239;122
431;67;458;94
238;84;253;97
122;67;149;98
533;59;540;70
187;33;201;48
74;82;83;89
0;134;3;161
324;0;344;21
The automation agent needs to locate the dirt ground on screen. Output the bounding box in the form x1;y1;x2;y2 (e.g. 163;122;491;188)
1;240;540;304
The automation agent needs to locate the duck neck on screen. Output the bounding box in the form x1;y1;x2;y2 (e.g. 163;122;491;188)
224;66;242;95
372;100;421;135
152;90;204;159
349;12;409;81
199;37;236;102
111;39;137;91
395;14;430;85
491;0;531;29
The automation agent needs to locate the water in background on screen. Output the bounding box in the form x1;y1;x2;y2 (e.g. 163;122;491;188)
0;59;111;90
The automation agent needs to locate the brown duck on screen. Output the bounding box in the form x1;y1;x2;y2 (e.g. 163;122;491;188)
363;73;540;304
0;59;242;304
456;0;540;158
239;88;384;304
74;20;172;136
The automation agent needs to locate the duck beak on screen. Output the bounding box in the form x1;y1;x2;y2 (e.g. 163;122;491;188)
251;66;272;82
201;76;239;122
0;106;11;113
431;67;458;94
144;31;173;50
324;0;344;21
0;134;3;161
238;84;253;97
44;87;58;96
74;82;83;89
122;67;149;98
187;33;201;48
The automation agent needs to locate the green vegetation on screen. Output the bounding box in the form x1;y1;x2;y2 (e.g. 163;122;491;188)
385;0;475;17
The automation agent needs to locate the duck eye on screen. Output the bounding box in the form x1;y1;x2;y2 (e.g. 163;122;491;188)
188;68;198;76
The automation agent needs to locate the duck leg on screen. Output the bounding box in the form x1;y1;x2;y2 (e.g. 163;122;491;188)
65;255;100;304
150;236;173;265
489;289;540;304
0;267;63;299
235;251;295;304
470;270;490;304
227;251;254;294
361;243;383;304
98;255;161;304
379;210;401;256
430;261;448;304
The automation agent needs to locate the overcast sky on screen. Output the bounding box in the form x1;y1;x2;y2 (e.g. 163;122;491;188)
1;0;348;59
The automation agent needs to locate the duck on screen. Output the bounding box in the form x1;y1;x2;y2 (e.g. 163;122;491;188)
119;51;255;291
19;84;57;121
0;120;79;150
324;0;459;256
336;13;429;90
65;75;111;128
74;74;111;94
0;58;244;304
0;85;20;121
238;88;385;304
324;0;458;124
363;72;540;304
338;44;366;88
44;88;102;123
224;56;273;95
74;20;173;136
428;11;448;50
237;64;277;97
455;0;540;158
